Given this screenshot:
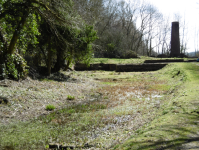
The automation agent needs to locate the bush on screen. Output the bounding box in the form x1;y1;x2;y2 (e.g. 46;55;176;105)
121;50;138;58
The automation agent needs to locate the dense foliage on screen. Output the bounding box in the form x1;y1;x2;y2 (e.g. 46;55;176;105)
0;0;98;79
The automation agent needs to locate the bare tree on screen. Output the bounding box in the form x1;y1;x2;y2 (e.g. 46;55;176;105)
144;4;162;56
173;13;189;54
194;27;199;57
74;0;168;58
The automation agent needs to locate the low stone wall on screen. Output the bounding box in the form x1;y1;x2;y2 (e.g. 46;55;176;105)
187;59;197;62
74;63;167;72
116;63;167;72
74;63;117;71
144;59;184;63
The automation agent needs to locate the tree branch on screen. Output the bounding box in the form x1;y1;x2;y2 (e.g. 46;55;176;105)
31;0;65;22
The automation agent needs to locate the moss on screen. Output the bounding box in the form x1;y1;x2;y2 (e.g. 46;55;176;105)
117;63;199;150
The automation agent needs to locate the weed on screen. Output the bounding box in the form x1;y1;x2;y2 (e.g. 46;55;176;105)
182;107;186;113
45;145;49;149
162;110;169;115
46;104;55;111
67;95;75;100
136;129;143;134
104;96;108;99
101;82;113;85
67;108;76;114
78;96;84;99
113;144;120;149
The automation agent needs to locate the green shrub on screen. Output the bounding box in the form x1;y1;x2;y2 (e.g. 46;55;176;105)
121;50;138;58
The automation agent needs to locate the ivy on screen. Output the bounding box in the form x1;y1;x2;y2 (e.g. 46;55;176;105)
3;53;28;80
5;54;18;79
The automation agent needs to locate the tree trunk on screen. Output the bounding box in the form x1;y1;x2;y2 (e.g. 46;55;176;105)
53;47;65;72
63;58;72;71
134;33;143;54
47;37;52;76
8;12;29;54
149;38;152;56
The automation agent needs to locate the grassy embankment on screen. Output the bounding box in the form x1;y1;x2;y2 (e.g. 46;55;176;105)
90;57;190;64
0;60;198;150
116;63;199;150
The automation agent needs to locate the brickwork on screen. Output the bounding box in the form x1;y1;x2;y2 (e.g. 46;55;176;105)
170;22;180;57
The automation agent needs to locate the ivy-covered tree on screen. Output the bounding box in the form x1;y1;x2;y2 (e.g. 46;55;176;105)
0;0;98;79
0;0;42;79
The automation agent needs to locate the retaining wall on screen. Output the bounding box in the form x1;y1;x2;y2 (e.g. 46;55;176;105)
74;63;116;71
144;59;184;63
115;63;167;72
74;63;167;72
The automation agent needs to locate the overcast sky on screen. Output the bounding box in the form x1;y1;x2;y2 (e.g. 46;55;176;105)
145;0;199;52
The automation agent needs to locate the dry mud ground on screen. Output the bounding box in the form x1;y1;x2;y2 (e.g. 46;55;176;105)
0;63;198;150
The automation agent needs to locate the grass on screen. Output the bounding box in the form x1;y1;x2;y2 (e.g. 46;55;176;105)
90;57;145;64
67;95;75;100
0;61;198;150
46;104;55;111
90;57;194;64
0;103;108;149
115;63;199;150
100;81;115;85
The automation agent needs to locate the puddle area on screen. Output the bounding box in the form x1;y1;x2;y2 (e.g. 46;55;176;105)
121;91;163;101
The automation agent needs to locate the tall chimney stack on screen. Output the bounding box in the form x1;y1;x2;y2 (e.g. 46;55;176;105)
170;22;180;57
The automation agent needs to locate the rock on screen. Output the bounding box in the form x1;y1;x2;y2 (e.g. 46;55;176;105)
48;143;94;149
60;145;75;150
48;143;77;150
0;84;9;87
84;143;94;148
49;143;61;149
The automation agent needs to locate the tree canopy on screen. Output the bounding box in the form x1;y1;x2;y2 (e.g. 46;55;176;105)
0;0;98;79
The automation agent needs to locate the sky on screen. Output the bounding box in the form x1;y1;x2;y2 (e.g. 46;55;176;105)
146;0;199;52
